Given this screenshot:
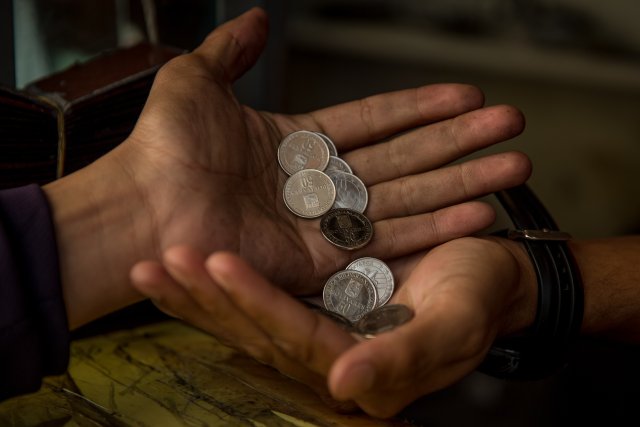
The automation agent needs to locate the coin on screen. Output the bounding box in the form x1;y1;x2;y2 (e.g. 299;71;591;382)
326;169;368;213
325;155;353;174
346;257;394;307
323;270;378;322
300;299;355;331
314;132;338;156
298;295;324;308
283;169;336;218
320;208;373;250
355;304;414;337
278;130;330;175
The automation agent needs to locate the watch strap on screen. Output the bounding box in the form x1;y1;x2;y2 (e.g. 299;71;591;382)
478;184;584;380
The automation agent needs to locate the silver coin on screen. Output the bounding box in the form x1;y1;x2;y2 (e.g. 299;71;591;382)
325;155;352;174
346;257;394;307
314;132;338;156
323;270;378;322
355;304;414;337
283;169;336;218
320;208;373;250
278;131;330;175
326;169;368;213
300;298;354;331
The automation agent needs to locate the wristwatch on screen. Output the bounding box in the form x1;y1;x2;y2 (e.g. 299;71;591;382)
478;184;584;380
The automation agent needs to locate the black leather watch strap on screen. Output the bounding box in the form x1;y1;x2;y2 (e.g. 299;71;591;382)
478;184;584;380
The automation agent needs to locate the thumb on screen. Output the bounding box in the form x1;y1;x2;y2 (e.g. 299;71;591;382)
193;7;269;83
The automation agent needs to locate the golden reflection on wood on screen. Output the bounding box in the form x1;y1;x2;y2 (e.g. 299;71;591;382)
0;321;413;426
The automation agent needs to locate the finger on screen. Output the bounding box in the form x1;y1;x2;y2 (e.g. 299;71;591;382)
329;239;517;417
202;250;360;410
293;84;484;151
206;251;357;375
328;303;485;418
365;151;531;220
130;260;196;320
345;104;526;185
192;7;268;82
329;334;478;418
328;332;427;418
159;248;344;399
161;246;280;360
162;245;223;309
346;201;495;261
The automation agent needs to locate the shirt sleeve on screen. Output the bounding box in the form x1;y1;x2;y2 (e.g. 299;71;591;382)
0;184;70;401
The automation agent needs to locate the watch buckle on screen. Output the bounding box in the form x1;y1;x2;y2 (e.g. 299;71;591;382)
507;228;572;241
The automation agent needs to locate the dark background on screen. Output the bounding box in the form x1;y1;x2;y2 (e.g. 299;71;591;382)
2;1;640;425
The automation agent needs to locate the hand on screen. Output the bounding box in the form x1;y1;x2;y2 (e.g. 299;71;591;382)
127;6;529;293
126;7;529;288
130;237;537;418
46;7;530;328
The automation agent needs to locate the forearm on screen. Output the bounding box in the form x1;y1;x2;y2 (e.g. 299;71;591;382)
498;234;640;342
43;146;154;329
568;235;640;341
488;235;640;342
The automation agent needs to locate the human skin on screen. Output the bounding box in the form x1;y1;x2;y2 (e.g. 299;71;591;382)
114;6;639;420
131;235;640;418
43;7;531;330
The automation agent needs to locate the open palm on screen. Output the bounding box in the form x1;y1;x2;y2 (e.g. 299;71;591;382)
125;7;530;295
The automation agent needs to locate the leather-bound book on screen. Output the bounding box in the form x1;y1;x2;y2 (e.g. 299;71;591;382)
0;42;183;189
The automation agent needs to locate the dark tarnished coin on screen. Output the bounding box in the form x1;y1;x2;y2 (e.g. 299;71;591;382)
278;130;330;175
283;169;336;218
320;208;373;250
355;304;414;338
323;270;378;322
346;257;394;307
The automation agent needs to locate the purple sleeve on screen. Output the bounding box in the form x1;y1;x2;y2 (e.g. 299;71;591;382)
0;184;70;401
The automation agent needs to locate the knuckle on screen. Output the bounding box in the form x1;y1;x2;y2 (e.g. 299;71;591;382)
358;97;377;138
154;56;186;83
422;212;442;245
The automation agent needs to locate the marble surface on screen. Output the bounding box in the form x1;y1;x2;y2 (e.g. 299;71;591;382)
0;320;414;426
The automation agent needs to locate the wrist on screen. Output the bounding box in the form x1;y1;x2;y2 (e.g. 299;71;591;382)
568;236;640;341
488;237;538;337
479;184;584;380
43;144;155;328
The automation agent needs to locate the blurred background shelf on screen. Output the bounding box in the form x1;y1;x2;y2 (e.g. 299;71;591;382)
282;0;640;239
287;15;640;92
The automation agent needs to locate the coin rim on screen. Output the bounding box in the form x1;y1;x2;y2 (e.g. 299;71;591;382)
354;304;414;335
325;155;353;174
314;131;338;157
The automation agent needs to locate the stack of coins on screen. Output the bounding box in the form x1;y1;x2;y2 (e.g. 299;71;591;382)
278;131;414;336
317;240;414;337
278;130;373;250
323;257;396;322
302;299;414;340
